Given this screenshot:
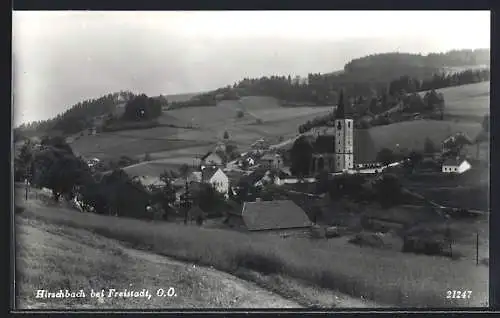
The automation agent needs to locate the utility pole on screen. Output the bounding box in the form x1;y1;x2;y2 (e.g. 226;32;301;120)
183;179;191;225
476;231;479;266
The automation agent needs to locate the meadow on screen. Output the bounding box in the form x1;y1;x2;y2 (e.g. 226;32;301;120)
70;96;332;162
419;81;490;120
18;195;489;308
16;213;301;309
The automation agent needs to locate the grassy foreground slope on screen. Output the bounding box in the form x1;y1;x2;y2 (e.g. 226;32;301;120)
16;214;302;309
17;192;488;308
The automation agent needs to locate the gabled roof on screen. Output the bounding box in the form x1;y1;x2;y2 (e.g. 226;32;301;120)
241;200;313;231
443;156;468;166
202;167;224;182
261;153;281;161
201;151;223;162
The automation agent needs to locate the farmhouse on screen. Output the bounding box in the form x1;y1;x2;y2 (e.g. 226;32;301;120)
442;157;472;174
254;169;290;187
240;200;313;235
201;166;229;196
260;153;283;169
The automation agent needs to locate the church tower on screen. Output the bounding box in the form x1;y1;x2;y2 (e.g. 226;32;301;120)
334;90;354;172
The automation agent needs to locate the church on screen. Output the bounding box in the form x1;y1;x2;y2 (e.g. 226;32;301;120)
309;91;355;175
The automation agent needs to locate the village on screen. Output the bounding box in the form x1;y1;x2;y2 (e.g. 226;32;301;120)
70;93;487;249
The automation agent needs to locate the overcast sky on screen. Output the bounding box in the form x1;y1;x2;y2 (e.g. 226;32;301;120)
12;11;490;126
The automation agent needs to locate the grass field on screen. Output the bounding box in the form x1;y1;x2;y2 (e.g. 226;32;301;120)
70;96;332;163
16;212;303;309
419;81;490;120
18;194;488;308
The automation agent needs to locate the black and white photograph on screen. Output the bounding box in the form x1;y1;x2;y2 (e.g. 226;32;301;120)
12;10;490;309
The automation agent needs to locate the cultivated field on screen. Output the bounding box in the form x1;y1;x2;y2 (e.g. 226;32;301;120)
70;96;332;163
419;81;490;120
17;192;489;308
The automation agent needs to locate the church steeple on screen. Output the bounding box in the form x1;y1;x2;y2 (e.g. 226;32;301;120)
335;89;345;119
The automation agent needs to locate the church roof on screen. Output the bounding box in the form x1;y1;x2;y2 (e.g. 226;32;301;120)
335;90;345;119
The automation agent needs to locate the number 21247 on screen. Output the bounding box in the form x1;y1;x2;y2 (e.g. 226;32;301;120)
446;290;472;299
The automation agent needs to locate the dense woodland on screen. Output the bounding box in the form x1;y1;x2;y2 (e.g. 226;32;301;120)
15;49;489;139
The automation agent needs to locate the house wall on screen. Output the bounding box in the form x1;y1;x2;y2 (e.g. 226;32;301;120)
458;160;472;174
209;169;229;195
442;165;459;173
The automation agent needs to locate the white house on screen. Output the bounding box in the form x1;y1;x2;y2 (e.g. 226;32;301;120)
442;157;472;174
201;166;229;197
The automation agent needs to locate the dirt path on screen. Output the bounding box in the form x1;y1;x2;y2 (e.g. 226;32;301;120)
121;247;302;308
16;213;301;309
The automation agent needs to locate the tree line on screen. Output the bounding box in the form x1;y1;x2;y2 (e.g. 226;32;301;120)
171;49;489;108
15;136;226;222
297;67;491;133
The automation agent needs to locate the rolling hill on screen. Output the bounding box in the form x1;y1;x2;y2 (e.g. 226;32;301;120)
419;81;489;120
70;80;489;175
69;96;333;165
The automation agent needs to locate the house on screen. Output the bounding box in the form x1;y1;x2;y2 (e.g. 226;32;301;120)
201;166;230;196
260;153;283;170
240;200;313;233
201;151;225;166
442;157;472;174
254;169;290;187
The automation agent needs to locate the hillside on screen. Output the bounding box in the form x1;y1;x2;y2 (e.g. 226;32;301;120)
16;204;302;309
175;48;490;107
70;96;332;165
419;81;490;121
16;188;488;308
16;48;489;141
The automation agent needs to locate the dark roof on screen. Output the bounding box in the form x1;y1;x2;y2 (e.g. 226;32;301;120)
443;156;468;166
335;90;345;119
312;135;335;154
201;151;224;162
201;167;221;182
239;169;267;186
241;200;313;231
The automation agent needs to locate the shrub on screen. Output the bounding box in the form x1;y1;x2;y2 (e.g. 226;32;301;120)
234;248;284;275
236;110;244;118
348;232;387;249
325;226;340;238
402;236;453;258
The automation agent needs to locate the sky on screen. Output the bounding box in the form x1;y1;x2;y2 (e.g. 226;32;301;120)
12;10;490;126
